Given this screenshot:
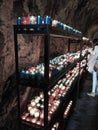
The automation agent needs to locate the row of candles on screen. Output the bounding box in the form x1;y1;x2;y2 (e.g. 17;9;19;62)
52;20;82;36
17;15;51;25
63;101;73;118
51;122;59;130
21;58;86;127
51;100;72;130
19;50;87;84
17;15;82;36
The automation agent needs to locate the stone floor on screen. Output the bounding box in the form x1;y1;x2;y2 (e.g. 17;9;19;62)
66;71;98;130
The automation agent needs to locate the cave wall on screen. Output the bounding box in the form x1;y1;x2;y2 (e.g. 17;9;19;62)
0;0;98;125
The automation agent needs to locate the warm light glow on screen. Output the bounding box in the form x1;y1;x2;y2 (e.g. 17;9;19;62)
30;108;36;116
64;101;73;118
31;118;37;123
31;100;36;106
34;111;40;118
21;50;87;127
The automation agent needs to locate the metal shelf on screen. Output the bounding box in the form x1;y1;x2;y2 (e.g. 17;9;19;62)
14;25;82;39
20;73;80;130
19;53;87;90
13;24;83;130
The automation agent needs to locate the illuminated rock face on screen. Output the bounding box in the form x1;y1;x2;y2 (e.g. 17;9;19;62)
0;0;98;122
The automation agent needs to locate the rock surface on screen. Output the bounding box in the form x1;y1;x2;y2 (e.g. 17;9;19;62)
0;0;98;129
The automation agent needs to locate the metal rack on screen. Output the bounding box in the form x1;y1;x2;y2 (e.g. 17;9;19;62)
13;24;83;130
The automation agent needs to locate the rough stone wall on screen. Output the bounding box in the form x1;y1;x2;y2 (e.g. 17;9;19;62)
0;0;98;129
0;0;14;101
0;0;67;102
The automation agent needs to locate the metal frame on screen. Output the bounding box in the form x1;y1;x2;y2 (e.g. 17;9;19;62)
13;24;82;130
14;25;51;130
14;26;21;130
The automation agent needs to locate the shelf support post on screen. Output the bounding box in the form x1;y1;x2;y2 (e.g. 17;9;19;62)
68;39;71;52
77;39;83;99
14;26;21;130
44;25;50;130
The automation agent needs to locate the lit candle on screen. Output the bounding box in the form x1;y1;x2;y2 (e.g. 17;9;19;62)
48;114;51;121
30;108;36;116
36;103;40;107
21;112;29;120
31;118;37;123
35;98;40;103
31;99;36;106
28;104;33;111
34;110;40;118
36;120;41;125
21;115;26;120
40;93;44;98
26;117;31;122
40;111;44;119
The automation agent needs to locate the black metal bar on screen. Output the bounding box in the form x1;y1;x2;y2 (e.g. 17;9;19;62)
44;25;50;130
77;39;83;99
14;25;82;40
14;26;21;130
68;39;71;52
